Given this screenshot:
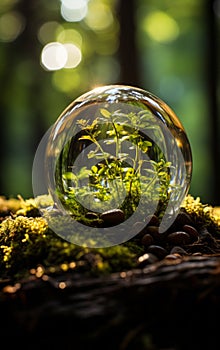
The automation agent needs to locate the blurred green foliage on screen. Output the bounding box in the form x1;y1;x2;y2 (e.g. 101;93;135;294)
0;0;219;204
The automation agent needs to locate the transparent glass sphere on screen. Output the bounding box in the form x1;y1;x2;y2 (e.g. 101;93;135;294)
32;85;192;248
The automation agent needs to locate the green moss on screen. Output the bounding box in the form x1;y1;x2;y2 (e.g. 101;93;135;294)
0;196;22;214
0;207;140;279
0;194;219;281
181;194;220;234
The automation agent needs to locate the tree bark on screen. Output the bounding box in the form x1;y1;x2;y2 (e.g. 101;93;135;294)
117;0;141;87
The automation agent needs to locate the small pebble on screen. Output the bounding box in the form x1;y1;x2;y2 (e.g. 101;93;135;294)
146;214;159;227
165;254;179;260
170;246;188;255
147;245;168;259
141;233;154;247
167;231;191;245
100;209;125;226
85;212;99;220
174;211;193;227
182;224;199;242
146;226;163;242
84;212;102;227
173;253;182;258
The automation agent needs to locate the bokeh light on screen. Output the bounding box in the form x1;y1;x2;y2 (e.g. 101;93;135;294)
57;28;82;47
41;41;82;71
60;0;88;22
143;11;179;43
0;11;25;42
38;21;62;45
84;2;114;31
63;43;82;68
41;42;68;71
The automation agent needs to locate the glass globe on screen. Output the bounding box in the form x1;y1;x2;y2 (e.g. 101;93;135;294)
32;85;192;248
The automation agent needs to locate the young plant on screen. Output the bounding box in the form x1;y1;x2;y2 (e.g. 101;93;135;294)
56;108;173;226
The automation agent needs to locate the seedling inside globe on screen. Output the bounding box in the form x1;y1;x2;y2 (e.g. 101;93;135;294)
32;85;192;248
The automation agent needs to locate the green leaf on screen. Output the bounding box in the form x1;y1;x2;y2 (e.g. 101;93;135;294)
114;115;130;124
95;152;110;159
78;167;90;179
121;135;130;142
88;150;96;159
140;140;152;152
98;167;106;175
78;135;94;142
106;130;116;136
91;165;98;173
118;152;129;158
100;108;111;118
122;167;133;172
62;172;77;181
104;139;116;145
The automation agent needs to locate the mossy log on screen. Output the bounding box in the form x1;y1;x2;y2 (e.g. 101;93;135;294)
0;194;220;349
1;255;220;350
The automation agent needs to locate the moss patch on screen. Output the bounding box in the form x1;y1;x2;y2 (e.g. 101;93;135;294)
0;194;219;281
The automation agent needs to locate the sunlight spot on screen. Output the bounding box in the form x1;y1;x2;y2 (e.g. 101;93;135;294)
59;281;67;289
61;0;88;22
0;11;25;42
69;261;76;269
63;43;82;68
35;266;44;278
57;28;82;47
3;283;21;294
143;11;179;43
42;275;49;281
85;3;113;31
61;0;88;9
38;21;62;44
49;266;56;273
41;42;68;71
138;254;149;263
120;271;127;278
60;263;68;271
